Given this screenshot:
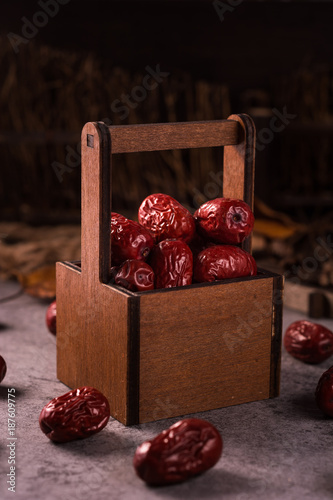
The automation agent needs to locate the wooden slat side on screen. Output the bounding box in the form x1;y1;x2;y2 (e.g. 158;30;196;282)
270;275;284;397
56;262;82;387
108;120;239;153
81;122;103;286
56;262;130;424
139;277;274;423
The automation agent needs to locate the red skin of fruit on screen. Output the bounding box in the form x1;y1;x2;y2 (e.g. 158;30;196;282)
149;239;193;289
194;245;257;283
113;259;154;292
39;386;110;443
111;212;154;266
0;355;7;383
46;300;56;335
315;365;333;417
284;320;333;364
194;198;254;245
138;193;196;244
133;418;223;486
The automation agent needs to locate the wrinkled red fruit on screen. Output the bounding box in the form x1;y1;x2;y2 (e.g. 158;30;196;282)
194;198;254;244
133;418;223;486
111;212;154;266
150;239;193;289
46;300;57;335
284;320;333;364
194;245;257;283
39;386;110;443
0;355;7;383
315;366;333;417
138;193;196;244
113;259;154;292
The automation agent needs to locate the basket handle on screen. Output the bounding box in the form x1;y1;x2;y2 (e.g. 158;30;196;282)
80;115;255;285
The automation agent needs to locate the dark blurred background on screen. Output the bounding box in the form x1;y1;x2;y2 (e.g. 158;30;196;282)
2;0;333;314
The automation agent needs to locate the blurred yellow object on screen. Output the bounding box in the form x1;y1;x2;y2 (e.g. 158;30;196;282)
16;265;56;299
254;219;297;240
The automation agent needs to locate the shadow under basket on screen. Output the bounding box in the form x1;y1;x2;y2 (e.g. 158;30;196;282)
56;115;284;425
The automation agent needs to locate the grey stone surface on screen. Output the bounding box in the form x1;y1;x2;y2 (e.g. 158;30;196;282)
0;279;333;500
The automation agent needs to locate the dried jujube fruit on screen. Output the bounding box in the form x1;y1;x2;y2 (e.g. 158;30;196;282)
315;365;333;417
138;193;196;244
111;212;154;266
194;245;257;283
113;259;154;292
39;386;110;443
284;320;333;364
194;198;254;245
149;239;193;289
46;300;57;335
133;418;223;485
0;355;7;383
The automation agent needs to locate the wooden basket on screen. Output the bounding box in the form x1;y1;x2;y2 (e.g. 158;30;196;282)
56;114;283;425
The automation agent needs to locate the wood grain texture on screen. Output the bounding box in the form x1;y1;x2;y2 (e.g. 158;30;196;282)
56;262;133;424
223;114;256;254
81;122;112;286
57;122;138;425
107;120;239;153
139;275;274;423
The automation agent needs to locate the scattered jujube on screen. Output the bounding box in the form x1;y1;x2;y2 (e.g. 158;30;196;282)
133;418;223;485
39;387;110;443
284;320;333;364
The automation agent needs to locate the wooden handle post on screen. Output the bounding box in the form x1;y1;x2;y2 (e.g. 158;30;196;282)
223;114;256;253
80;116;255;284
81;121;111;286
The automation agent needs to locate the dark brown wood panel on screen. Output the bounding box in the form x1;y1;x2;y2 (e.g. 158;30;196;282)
108;120;239;154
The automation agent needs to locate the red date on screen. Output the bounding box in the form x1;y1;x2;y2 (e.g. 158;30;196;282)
284;320;333;364
113;259;154;292
315;365;333;417
39;386;110;443
149;239;193;289
46;300;57;335
138;193;196;244
0;355;6;383
111;212;154;266
194;198;254;245
133;418;223;486
194;245;257;283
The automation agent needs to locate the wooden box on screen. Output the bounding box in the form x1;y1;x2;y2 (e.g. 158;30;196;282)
56;114;283;425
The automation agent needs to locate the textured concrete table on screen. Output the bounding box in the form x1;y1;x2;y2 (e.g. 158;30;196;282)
0;279;332;500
